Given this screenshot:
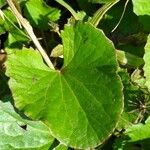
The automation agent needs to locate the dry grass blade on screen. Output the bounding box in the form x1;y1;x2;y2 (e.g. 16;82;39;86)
6;0;55;70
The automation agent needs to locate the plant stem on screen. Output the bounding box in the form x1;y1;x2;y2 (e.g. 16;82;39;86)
90;0;119;27
111;0;130;32
55;0;79;20
0;9;29;39
6;0;55;70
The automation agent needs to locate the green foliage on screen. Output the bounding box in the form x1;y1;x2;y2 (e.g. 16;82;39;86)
126;116;150;142
0;8;29;49
6;22;123;148
114;117;150;150
0;100;54;150
132;0;150;16
132;0;150;31
0;0;150;149
24;0;60;29
0;0;6;8
144;35;150;92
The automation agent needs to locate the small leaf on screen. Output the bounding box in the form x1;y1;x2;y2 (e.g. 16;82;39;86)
132;0;150;16
24;0;61;29
144;35;150;91
6;22;123;148
116;69;140;129
126;116;150;142
5;33;29;53
0;100;54;150
116;50;144;68
0;9;29;43
132;0;150;31
50;44;63;57
0;0;6;8
114;111;150;150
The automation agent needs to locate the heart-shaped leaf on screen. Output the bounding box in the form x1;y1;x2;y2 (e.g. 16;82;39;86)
6;22;123;148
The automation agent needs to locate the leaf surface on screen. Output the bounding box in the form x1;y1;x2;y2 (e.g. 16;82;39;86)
114;116;150;150
132;0;150;16
0;0;6;8
6;22;123;148
0;100;54;150
24;0;60;29
0;9;29;43
117;69;140;129
132;0;150;31
144;35;150;91
126;117;150;142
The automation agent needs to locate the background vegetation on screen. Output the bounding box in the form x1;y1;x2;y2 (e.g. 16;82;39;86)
0;0;150;149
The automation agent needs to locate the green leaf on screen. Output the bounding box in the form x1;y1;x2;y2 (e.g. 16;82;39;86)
6;22;123;148
90;0;119;27
0;100;54;150
0;9;17;35
132;0;150;16
0;0;6;8
144;35;150;92
0;8;29;51
131;69;146;88
0;9;29;43
116;69;140;129
132;0;150;31
50;44;63;57
116;50;144;68
5;33;29;53
126;117;150;142
24;0;60;29
114;116;150;150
